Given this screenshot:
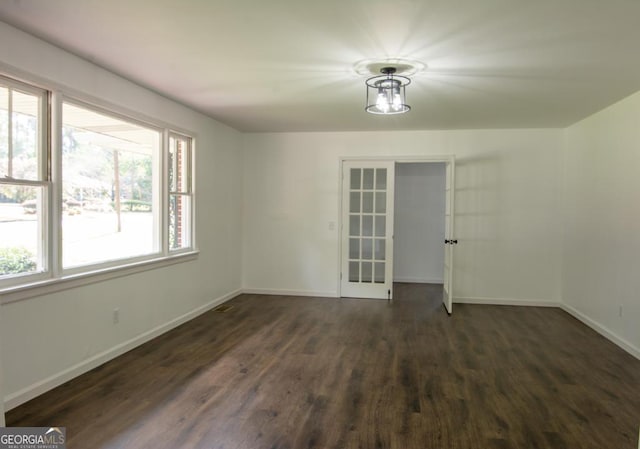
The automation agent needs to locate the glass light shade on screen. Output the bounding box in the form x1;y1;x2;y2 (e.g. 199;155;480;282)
365;73;411;114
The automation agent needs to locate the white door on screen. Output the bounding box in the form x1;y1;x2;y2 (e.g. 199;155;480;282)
443;159;456;314
341;161;395;299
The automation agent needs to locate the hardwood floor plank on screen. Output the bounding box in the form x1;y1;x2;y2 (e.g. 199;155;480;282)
6;284;640;449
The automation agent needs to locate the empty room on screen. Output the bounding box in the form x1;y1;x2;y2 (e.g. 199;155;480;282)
0;1;639;448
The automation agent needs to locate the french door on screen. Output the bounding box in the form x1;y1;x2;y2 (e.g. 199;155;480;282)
340;161;395;299
340;157;455;309
443;159;455;314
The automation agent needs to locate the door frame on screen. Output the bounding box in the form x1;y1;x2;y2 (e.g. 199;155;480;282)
338;155;456;299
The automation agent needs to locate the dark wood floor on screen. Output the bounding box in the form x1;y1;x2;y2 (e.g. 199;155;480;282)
7;283;640;449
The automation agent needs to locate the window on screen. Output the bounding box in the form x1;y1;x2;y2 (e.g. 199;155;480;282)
169;133;193;251
0;74;195;292
62;101;161;268
0;77;48;280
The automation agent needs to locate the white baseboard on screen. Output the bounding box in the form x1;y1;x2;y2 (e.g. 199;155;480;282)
454;297;639;360
4;288;242;411
560;303;640;360
242;288;338;298
393;278;443;284
454;296;560;307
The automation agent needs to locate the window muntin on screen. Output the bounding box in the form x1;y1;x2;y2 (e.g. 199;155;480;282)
0;78;48;281
61;101;162;269
168;133;192;251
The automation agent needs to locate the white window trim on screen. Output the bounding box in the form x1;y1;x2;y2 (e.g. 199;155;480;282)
0;75;51;284
0;75;199;302
0;250;199;304
167;131;195;253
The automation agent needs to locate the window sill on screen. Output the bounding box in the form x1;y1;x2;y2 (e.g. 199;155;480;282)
0;250;199;305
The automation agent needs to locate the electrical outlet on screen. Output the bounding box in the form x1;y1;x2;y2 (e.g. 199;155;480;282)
113;308;120;324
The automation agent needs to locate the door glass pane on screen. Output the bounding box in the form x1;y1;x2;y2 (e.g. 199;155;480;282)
362;192;373;213
374;239;385;260
349;238;359;259
363;169;374;189
362;215;373;236
362;262;372;283
375;192;386;213
374;262;385;283
349;192;360;213
349;215;360;236
375;215;385;237
349;261;359;282
362;238;373;259
375;168;387;190
350;168;361;190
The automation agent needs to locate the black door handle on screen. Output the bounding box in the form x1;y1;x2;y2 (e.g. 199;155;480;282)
444;239;458;245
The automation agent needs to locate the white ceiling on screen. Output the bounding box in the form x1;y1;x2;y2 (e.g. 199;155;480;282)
1;0;639;133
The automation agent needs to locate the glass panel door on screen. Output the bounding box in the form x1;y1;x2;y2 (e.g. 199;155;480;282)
443;159;455;314
341;160;395;299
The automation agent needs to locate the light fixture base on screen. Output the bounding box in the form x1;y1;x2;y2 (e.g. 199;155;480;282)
354;58;426;77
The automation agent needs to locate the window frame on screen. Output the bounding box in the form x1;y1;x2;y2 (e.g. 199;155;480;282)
167;131;195;254
0;73;198;301
0;75;51;286
59;96;165;275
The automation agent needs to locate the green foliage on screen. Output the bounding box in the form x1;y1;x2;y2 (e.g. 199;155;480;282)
0;185;37;205
115;199;152;212
0;247;36;275
119;154;153;202
62;127;153;204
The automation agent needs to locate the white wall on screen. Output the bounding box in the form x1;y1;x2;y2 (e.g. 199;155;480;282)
393;163;445;284
562;91;640;357
0;22;243;408
242;129;563;304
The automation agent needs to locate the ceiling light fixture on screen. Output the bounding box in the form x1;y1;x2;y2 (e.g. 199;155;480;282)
365;66;411;115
